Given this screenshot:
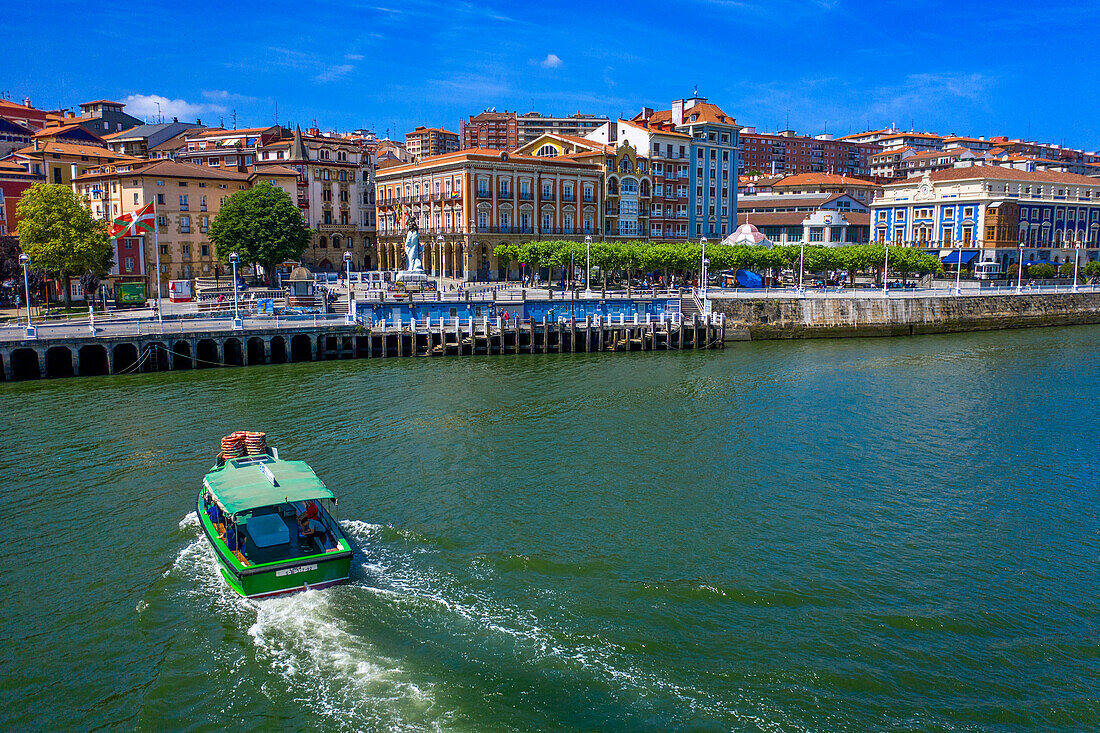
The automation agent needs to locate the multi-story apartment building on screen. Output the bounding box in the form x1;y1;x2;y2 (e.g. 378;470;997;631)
101;121;206;158
738;128;874;178
176;126;283;170
405;127;459;159
769;173;880;206
0;117;32;159
0;98;50;131
515;133;653;239
632;94;741;239
73;159;298;291
13;137;137;185
0;158;38;235
515;112;609;147
255;126;377;271
872;166;1100;271
374;149;602;280
70;100;143;136
461;110;518;150
590;119;692;240
835;127;900;146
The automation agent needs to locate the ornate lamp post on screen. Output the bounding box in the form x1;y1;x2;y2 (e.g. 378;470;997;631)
229;251;242;329
19;253;35;339
584;234;593;297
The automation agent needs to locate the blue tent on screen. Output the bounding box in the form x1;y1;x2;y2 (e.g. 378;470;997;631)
735;269;764;288
941;250;979;264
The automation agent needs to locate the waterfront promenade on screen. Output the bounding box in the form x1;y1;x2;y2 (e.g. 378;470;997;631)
3;283;1100;380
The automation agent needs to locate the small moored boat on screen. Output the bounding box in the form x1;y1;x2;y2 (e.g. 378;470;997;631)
198;433;352;598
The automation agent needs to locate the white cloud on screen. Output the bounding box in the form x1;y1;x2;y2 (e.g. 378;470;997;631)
344;53;364;61
316;63;355;83
540;53;563;69
122;93;222;121
201;89;258;104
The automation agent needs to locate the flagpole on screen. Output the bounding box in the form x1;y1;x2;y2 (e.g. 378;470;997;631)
152;196;163;329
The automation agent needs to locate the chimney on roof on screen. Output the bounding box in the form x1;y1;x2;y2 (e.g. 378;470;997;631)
33;139;39;151
672;99;684;126
196;118;201;126
23;97;31;107
173;116;178;123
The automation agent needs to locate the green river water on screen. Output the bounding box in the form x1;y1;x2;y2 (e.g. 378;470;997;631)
1;326;1098;731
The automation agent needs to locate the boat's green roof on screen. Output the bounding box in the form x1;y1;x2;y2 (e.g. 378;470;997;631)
204;457;334;515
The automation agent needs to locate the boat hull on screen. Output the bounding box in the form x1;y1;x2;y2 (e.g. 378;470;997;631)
197;494;352;599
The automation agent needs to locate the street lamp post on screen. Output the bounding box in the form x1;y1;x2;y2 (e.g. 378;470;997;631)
1073;242;1081;293
954;243;963;295
1016;243;1024;294
19;253;35;339
797;240;806;297
699;237;708;304
344;251;354;323
436;234;444;285
882;245;890;297
584;235;592;297
230;252;242;329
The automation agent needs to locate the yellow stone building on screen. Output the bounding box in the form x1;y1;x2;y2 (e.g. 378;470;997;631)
74;160;298;292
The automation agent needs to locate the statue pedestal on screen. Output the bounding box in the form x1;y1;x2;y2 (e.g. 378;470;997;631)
396;270;428;285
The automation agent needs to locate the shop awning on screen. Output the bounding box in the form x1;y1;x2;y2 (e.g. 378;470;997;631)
941;250;979;264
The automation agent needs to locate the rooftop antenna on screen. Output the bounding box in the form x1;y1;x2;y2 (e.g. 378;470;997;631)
232;109;237;130
275;101;278;126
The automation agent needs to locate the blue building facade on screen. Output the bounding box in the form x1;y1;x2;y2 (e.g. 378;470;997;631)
672;96;741;239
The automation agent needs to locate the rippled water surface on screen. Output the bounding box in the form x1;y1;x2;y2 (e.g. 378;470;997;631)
2;327;1099;731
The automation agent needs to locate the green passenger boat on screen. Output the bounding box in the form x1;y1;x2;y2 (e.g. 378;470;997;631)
198;449;352;599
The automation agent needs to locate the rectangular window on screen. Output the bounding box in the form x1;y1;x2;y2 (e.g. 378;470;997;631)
179;195;188;210
180;216;190;233
157;193;166;205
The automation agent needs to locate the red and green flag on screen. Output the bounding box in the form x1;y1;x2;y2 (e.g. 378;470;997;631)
110;202;156;240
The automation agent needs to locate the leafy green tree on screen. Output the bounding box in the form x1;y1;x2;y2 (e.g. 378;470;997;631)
16;182;112;306
1027;263;1056;279
1082;261;1100;279
1058;261;1082;281
208;182;310;284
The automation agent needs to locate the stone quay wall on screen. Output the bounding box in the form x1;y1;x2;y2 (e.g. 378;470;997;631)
711;292;1100;340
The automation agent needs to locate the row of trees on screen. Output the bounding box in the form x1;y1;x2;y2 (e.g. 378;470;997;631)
12;182;310;305
493;240;944;289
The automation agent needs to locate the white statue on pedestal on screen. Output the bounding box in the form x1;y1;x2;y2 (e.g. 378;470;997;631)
404;217;424;273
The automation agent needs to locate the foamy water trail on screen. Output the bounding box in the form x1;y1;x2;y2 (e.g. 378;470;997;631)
339;520;760;726
167;513;446;732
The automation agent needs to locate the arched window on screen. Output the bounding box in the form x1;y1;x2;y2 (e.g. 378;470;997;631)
621;178;637;194
339;171;346;182
536;144;558;157
607;177;618;195
332;235;341;249
319;236;327;249
619;158;633;173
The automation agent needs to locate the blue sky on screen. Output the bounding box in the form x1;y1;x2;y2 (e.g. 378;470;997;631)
5;0;1100;150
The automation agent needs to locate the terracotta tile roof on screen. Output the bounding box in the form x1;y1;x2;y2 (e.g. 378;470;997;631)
32;123;99;139
890;165;1100;187
407;126;458;136
871;146;913;160
0;159;31;173
250;164;300;177
879;132;943;141
617;118;692;138
16;142;133;159
836;128;898;140
75;159;251;182
737;210;870;227
189;127;272;139
773;173;877;188
638;102;737;128
80;99;123;106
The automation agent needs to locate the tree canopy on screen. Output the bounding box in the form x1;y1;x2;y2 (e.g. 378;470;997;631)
492;240;942;283
16;183;112;303
208;182;310;278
